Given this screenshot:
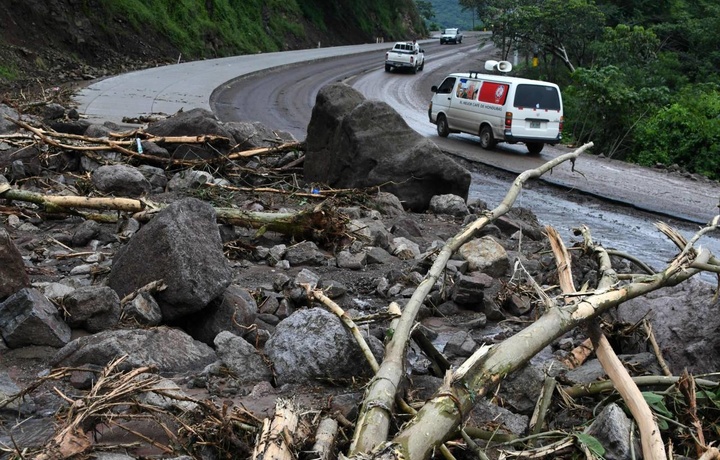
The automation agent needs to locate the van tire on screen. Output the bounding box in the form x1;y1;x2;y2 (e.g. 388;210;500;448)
437;115;450;137
526;142;544;155
479;125;496;150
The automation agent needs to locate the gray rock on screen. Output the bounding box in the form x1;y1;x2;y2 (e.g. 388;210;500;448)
123;292;163;326
0;227;30;300
137;164;168;192
62;285;121;332
304;82;471;211
389;237;420;260
614;278;720;375
0;372;37;415
347;218;392;248
0;288;71;348
0;104;19;134
459;236;510;277
585;403;640;460
108;198;233;321
336;250;366;270
429;194;469;217
443;330;478;358
52;327;217;374
224;120;295;150
451;272;492;307
145;108;235;160
92;164;151;197
71;219;101;247
371;192;406;216
266;308;381;385
284;241;327;266
366;246;397;265
214;331;272;384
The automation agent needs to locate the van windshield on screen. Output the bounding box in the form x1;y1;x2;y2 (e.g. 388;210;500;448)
513;84;561;110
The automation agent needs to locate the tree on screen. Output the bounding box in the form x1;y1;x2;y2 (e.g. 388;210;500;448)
415;0;435;21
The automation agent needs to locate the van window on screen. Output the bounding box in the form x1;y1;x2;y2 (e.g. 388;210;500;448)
478;82;509;105
513;84;561;110
456;78;479;100
436;77;456;94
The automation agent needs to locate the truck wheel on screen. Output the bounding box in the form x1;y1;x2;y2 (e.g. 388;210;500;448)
437;115;450;137
479;125;496;150
385;64;391;72
412;66;418;74
419;62;424;71
526;142;544;155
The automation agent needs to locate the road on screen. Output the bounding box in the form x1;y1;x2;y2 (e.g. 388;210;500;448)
207;36;720;226
74;35;720;272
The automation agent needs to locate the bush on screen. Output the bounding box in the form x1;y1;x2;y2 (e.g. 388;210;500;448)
630;84;720;180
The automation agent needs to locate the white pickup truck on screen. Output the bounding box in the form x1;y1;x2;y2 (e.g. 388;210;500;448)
384;41;425;73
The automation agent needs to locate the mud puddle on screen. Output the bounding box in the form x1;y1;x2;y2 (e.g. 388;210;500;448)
469;171;720;284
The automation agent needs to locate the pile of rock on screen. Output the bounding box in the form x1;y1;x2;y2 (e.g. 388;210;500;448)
1;83;718;459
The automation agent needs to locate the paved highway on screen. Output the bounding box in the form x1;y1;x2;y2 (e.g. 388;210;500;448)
74;37;720;227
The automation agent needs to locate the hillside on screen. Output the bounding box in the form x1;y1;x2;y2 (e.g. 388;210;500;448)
0;0;427;99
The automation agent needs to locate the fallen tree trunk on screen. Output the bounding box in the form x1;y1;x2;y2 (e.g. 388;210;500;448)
0;184;347;242
348;143;594;456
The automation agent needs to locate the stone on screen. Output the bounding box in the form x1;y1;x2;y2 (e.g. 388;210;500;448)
91;164;151;197
304;82;471;211
0;288;71;348
62;285;121;332
108;198;232;321
459;236;510;277
0;227;30;300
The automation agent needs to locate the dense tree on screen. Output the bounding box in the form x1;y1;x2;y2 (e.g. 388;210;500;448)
463;0;720;176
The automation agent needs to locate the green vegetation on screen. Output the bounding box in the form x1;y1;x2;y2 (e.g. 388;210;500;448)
98;0;425;57
459;0;720;180
0;64;17;81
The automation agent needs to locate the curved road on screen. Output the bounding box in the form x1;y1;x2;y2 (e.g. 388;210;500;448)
75;37;720;226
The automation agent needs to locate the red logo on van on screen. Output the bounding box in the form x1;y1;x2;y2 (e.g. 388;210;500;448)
478;82;509;105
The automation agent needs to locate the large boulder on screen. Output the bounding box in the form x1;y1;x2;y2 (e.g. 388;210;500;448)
108;198;233;321
304;83;471;212
265;308;382;385
52;327;217;374
614;278;720;374
0;288;71;348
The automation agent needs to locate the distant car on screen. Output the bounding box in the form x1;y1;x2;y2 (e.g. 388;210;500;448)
440;28;463;44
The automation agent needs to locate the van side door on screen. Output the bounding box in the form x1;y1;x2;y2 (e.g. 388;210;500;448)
449;78;482;133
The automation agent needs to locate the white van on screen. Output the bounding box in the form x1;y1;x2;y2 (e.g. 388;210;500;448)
428;61;563;155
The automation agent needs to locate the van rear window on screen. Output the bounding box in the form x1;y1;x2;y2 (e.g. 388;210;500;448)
513;84;561;110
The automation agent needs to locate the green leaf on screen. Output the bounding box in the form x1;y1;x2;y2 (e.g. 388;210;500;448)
575;433;606;458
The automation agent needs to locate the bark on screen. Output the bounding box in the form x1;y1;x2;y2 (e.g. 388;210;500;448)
1;185;346;242
252;399;298;460
348;143;594;456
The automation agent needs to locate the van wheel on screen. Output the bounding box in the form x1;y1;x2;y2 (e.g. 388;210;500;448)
437;115;450;137
479;125;496;150
526;142;544;155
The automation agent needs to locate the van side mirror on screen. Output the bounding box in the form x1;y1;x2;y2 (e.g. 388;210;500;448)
431;85;438;93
